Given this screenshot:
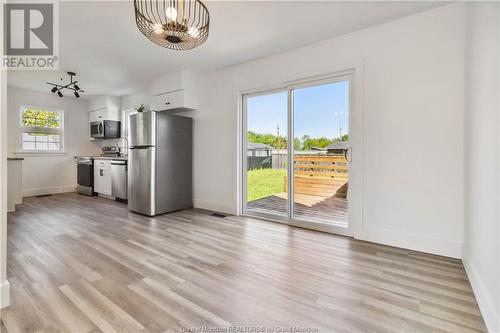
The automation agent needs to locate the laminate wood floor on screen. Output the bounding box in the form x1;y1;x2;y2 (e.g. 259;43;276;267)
1;193;486;333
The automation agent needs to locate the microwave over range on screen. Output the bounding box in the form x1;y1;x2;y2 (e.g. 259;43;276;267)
90;120;121;139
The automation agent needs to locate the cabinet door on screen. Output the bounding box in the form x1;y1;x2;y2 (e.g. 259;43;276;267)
152;90;184;111
94;108;106;121
165;90;183;110
152;93;169;111
94;161;112;195
93;166;102;193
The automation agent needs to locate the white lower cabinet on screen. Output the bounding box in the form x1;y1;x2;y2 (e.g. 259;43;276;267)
94;160;112;196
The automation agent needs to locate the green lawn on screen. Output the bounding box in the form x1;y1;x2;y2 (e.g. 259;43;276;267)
247;168;286;202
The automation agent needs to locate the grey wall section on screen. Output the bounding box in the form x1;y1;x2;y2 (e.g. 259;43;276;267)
463;3;500;332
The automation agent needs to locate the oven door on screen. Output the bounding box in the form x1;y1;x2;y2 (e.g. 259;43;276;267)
90;121;103;138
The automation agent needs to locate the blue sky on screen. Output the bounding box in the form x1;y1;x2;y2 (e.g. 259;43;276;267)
247;80;349;139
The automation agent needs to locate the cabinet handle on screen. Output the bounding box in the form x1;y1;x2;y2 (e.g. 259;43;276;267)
100;169;103;176
165;102;170;105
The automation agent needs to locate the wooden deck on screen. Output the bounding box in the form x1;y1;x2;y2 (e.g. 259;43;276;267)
247;154;348;226
247;192;348;226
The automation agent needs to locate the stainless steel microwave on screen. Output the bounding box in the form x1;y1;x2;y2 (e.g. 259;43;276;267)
90;120;121;139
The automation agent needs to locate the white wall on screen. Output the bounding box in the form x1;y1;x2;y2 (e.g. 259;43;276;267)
6;87;101;196
192;3;465;258
463;3;500;332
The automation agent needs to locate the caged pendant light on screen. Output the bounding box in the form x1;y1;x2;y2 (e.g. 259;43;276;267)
134;0;210;51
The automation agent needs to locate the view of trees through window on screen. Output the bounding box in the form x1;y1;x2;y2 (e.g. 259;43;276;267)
20;108;63;152
22;109;61;128
247;130;348;151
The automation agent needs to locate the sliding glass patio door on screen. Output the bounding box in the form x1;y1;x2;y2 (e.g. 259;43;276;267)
243;75;352;235
291;80;350;230
244;90;288;218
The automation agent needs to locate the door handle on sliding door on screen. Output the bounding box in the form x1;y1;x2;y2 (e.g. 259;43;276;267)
344;147;352;162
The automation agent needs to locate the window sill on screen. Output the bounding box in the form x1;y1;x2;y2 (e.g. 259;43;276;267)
14;151;68;157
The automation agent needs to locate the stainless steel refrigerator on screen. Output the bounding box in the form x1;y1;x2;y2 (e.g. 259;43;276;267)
128;111;192;216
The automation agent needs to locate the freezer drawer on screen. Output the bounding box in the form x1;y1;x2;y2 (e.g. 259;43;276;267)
128;147;155;215
111;160;127;201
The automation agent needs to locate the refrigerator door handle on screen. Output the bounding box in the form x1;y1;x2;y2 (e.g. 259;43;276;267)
129;146;154;150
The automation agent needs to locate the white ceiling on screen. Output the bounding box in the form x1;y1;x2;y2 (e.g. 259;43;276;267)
7;1;445;98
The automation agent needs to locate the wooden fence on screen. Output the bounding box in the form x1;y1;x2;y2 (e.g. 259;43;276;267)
285;155;348;198
272;153;287;170
247;156;272;170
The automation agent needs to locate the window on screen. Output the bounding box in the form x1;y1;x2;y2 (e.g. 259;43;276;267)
19;106;64;152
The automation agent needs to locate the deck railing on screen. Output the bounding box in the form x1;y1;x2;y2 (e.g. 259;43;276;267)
285;154;348;198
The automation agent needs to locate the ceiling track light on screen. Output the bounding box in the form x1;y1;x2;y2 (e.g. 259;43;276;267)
47;71;85;98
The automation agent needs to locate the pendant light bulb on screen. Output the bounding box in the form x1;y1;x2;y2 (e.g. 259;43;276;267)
166;7;177;21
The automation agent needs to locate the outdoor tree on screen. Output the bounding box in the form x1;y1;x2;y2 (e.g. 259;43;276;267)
22;109;60;128
301;135;333;150
248;130;347;150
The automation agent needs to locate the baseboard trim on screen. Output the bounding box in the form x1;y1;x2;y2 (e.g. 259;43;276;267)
0;280;10;309
193;199;235;215
356;227;462;259
463;251;500;333
23;185;76;197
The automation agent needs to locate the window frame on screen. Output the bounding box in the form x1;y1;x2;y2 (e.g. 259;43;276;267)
16;105;66;155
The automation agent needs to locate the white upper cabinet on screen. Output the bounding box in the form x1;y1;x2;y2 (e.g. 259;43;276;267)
151;71;199;112
88;96;121;120
152;89;198;111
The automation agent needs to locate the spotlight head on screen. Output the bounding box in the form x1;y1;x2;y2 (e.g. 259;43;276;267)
57;90;63;97
74;84;80;91
74;91;80;98
51;86;58;93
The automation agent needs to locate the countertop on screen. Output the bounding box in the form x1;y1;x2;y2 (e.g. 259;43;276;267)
93;156;128;161
75;156;128;161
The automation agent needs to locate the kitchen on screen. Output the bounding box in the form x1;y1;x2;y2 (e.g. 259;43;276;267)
78;91;193;216
7;70;197;217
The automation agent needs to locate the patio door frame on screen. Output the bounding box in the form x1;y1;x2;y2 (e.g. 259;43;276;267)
241;68;359;237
